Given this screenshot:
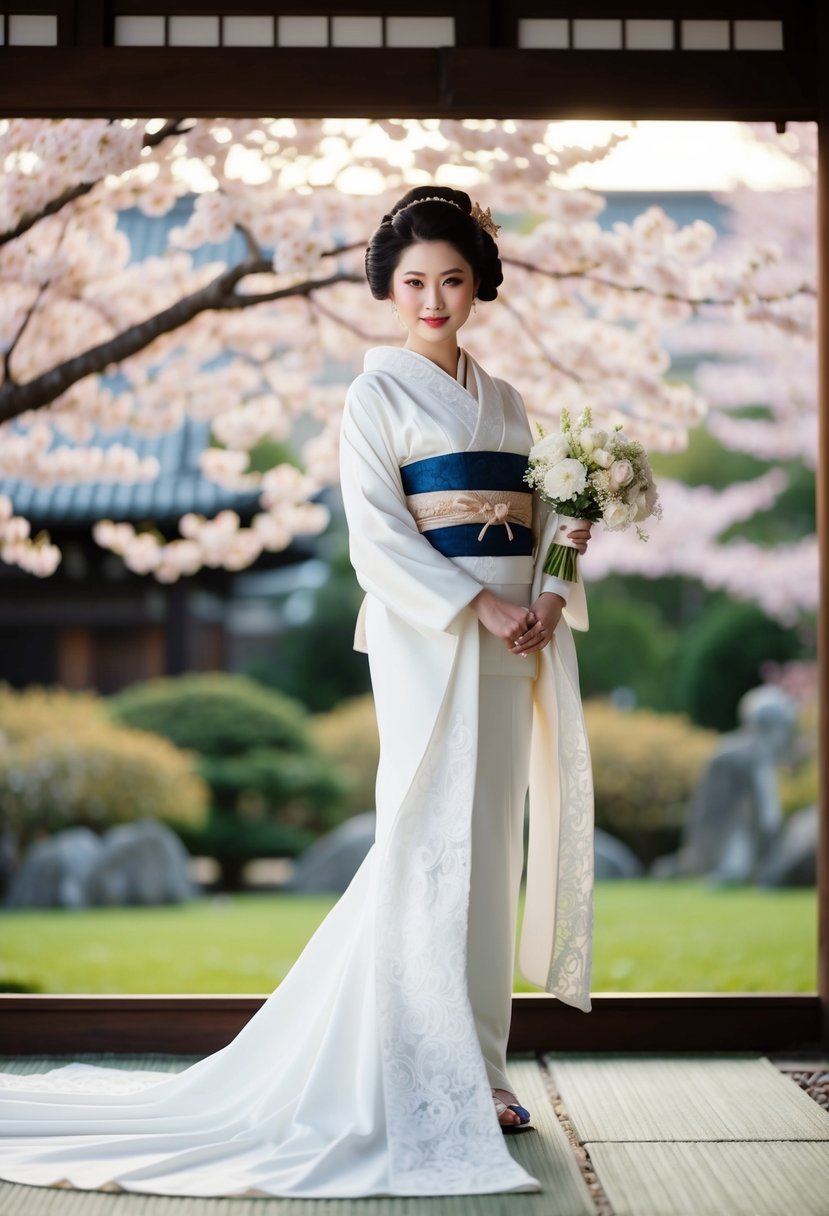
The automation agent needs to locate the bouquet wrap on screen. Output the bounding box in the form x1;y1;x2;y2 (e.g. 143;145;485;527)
543;515;591;582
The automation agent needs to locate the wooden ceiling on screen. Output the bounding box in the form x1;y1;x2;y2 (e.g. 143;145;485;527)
0;1;819;119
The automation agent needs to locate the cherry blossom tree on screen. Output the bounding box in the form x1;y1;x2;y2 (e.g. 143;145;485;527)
585;121;817;626
0;117;812;601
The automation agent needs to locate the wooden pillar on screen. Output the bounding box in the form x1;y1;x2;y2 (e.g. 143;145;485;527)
818;2;829;1052
56;625;92;690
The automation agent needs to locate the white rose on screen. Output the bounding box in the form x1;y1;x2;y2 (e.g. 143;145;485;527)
543;458;588;502
603;500;634;529
578;427;610;454
530;432;570;464
609;458;635;488
592;447;614;469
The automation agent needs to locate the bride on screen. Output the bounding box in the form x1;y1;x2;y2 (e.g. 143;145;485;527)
0;185;595;1199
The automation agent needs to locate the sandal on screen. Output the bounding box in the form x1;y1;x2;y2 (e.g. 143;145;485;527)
492;1087;534;1134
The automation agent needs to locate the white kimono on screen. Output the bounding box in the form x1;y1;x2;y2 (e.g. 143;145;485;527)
0;346;594;1200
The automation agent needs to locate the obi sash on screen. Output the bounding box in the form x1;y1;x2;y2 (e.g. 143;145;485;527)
401;451;533;557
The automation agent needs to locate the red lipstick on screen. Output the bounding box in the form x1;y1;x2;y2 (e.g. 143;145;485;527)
421;317;449;327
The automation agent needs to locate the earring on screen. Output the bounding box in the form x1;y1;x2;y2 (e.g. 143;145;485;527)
472;298;478;315
391;300;404;327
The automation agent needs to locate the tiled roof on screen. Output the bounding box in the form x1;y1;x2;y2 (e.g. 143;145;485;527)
3;417;262;527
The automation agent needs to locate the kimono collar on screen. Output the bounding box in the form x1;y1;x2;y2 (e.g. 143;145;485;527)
363;345;492;408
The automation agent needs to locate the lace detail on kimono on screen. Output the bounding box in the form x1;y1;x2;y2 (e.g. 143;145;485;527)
546;639;594;1008
374;702;537;1194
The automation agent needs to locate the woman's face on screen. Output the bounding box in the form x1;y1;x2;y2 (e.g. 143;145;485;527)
388;240;478;353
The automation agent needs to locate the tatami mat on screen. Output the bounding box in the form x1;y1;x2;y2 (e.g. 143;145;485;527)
0;1053;593;1215
0;1054;200;1075
584;1140;829;1216
501;1055;595;1214
544;1051;829;1142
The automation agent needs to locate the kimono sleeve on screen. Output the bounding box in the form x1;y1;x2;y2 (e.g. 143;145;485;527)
339;380;485;635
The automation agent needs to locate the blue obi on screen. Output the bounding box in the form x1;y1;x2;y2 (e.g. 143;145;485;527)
401;450;534;558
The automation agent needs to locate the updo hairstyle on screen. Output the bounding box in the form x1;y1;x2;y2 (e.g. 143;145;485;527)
364;186;503;303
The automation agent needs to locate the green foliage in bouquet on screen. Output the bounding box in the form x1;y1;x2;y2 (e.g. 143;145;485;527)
0;683;208;855
108;673;348;889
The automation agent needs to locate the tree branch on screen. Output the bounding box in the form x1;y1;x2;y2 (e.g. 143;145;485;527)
0;119;195;248
307;296;396;344
498;294;587;385
501;255;815;305
4;209;75;385
0;261;361;425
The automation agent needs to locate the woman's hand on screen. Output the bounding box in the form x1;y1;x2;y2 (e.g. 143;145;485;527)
509;592;565;656
565;520;593;553
470;589;534;647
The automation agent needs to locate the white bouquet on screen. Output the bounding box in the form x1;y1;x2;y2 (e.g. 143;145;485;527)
524;405;662;582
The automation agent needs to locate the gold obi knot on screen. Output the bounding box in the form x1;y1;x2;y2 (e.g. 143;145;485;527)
406;488;533;544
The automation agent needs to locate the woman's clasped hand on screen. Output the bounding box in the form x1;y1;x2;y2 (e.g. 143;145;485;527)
471;588;560;658
471;520;592;657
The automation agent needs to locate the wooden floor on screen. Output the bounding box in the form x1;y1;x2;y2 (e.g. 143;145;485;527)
1;1051;829;1215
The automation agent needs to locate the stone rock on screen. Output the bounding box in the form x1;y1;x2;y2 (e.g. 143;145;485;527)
5;826;103;908
652;683;798;885
755;805;817;887
594;829;644;879
284;811;376;894
84;819;197;905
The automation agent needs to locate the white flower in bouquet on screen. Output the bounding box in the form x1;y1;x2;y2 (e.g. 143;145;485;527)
609;458;635;488
603;499;636;529
524;403;663;583
576;427;607;455
543;458;588;502
530;432;570;464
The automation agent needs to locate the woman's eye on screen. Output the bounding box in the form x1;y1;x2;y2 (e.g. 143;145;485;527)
443;278;462;286
404;279;422;288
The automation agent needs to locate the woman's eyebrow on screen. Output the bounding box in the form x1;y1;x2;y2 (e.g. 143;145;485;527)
402;267;465;275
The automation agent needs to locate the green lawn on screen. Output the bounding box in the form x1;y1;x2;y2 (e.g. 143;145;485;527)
0;878;816;995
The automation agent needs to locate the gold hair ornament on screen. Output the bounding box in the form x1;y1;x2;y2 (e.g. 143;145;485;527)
470;202;501;238
395;196;501;239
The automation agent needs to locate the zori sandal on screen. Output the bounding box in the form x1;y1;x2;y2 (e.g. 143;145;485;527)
492;1089;534;1134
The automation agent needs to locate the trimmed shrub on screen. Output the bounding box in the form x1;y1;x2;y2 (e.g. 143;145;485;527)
0;683;208;854
109;672;307;755
674;600;802;731
585;698;718;864
108;674;348;888
778;696;819;816
574;591;674;710
311;694;719;865
311;694;380;816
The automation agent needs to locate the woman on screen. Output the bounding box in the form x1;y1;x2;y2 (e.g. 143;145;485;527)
0;187;594;1200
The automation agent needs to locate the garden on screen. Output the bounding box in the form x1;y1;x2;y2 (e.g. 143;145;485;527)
0;116;819;1000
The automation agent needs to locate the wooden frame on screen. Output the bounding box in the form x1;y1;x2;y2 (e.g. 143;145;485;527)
0;0;825;1053
0;993;821;1055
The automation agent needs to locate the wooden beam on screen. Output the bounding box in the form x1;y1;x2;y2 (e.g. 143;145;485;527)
0;47;817;120
0;993;821;1055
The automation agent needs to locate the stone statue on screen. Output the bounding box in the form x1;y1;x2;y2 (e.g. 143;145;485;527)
651;684;798;884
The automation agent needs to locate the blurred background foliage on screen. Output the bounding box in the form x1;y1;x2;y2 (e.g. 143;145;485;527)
0;683;208;857
108;673;347;889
